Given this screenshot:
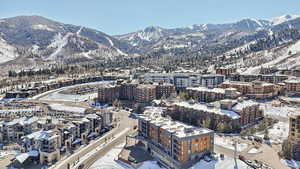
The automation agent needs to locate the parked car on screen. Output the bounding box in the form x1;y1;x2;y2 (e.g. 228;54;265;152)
254;136;263;143
248;136;253;141
238;155;246;161
204;156;212;162
220;154;224;160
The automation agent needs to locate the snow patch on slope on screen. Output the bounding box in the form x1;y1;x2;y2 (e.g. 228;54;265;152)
243;40;300;74
47;33;72;60
32;24;54;32
0;38;18;63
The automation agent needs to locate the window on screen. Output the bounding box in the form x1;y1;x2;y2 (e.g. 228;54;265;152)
195;144;199;152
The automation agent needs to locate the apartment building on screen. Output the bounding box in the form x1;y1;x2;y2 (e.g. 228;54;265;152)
229;73;288;83
144;73;225;90
155;83;176;99
138;107;214;169
200;74;225;88
170;102;241;130
220;99;263;127
169;98;263;130
285;78;300;96
186;87;240;102
0;116;39;142
219;81;282;99
216;67;236;77
288;114;300;160
135;84;157;103
98;84;120;103
22;129;61;165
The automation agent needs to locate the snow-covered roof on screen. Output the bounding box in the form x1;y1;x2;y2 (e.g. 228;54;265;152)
173;102;240;119
24;130;58;141
285;78;300;83
6;116;39;126
49;104;86;114
187;87;225;94
232;100;259;111
15;150;38;164
139;107;213;139
0;107;41;114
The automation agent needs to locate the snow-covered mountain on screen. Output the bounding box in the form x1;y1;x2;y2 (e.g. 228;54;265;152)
115;14;300;53
0;15;131;65
1;14;300;67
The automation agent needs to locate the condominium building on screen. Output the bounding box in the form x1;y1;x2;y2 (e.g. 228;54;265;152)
135;84;157;103
186;87;240;102
144;73;225;90
22;130;61;165
155;83;176;99
288;114;300;160
285;78;300;96
98;84;120;103
219;81;282;99
138;107;214;169
229;73;288;83
216;67;236;77
169;99;263;130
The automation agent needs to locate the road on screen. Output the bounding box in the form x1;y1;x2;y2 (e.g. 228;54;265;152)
50;110;137;169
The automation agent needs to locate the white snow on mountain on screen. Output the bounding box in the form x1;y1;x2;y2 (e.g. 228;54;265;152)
47;32;72;60
32;24;54;32
76;26;83;35
269;14;300;25
243;39;300;74
105;36;114;46
0;38;18;64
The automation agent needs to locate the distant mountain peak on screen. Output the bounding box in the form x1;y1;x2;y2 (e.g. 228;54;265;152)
269;14;300;25
143;26;164;33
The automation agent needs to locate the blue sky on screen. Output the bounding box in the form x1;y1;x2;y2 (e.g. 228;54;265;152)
1;0;300;35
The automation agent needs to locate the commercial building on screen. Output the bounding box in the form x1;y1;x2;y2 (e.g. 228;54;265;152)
138;107;214;169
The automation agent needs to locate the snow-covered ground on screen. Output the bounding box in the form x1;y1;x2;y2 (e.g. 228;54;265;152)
260;103;297;119
243;39;300;74
41;92;97;102
281;159;300;169
214;136;248;152
0;38;18;64
268;121;289;144
49;103;86;113
255;121;289;144
90;142;248;169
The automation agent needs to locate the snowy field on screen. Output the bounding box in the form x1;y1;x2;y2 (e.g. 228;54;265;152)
32;80;112;100
41;92;97;102
260;103;298;119
90;143;249;169
214;136;248;152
